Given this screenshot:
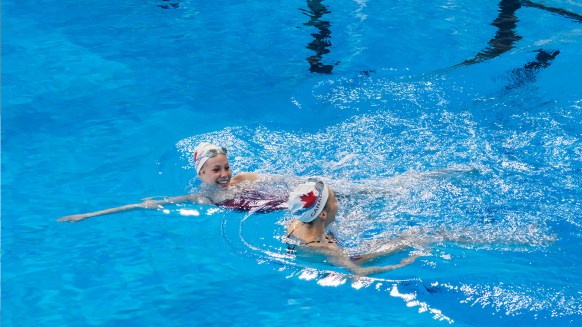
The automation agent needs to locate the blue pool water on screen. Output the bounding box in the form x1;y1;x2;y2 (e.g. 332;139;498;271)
2;0;581;326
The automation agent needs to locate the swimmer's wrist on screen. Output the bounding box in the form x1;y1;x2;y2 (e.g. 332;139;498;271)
140;200;164;209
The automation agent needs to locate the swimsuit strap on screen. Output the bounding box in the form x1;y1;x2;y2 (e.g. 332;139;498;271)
287;227;336;246
285;228;298;252
320;231;338;244
286;227;296;239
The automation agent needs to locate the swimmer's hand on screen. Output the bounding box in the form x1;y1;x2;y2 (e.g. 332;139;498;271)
56;203;143;223
57;214;91;222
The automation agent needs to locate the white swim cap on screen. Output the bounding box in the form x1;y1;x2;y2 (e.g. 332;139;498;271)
194;142;227;174
288;178;330;223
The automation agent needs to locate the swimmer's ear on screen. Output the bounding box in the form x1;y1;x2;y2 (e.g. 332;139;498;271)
319;210;328;220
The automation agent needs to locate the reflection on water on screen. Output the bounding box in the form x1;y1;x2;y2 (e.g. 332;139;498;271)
505;49;560;90
157;0;180;10
458;0;580;68
522;0;582;23
459;0;523;66
301;0;336;74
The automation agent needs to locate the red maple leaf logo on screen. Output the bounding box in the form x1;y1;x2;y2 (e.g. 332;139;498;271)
300;190;317;208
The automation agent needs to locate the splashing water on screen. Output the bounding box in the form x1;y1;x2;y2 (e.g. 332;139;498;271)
177;68;580;322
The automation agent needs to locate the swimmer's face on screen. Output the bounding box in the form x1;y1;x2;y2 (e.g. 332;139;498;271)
198;154;232;189
322;188;339;225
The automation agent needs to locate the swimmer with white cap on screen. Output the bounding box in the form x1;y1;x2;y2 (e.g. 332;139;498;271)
57;142;283;222
192;142;260;189
286;178;420;276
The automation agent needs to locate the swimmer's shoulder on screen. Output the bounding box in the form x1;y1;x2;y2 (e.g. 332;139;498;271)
231;172;260;185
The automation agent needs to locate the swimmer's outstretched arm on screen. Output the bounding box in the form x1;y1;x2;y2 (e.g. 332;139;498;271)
332;167;479;199
351;255;419;276
349;242;411;265
56;194;211;223
314;245;419;276
349;228;438;264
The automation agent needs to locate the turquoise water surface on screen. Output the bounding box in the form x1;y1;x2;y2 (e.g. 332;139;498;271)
2;0;581;326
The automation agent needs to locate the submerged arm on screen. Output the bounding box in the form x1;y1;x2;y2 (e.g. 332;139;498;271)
57;193;211;223
347;255;419;276
312;243;419;276
349;242;411;265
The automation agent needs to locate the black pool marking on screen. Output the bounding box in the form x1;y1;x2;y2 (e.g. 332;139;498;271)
505;49;560;90
457;0;523;67
457;0;580;67
359;70;376;77
158;0;180;10
301;0;338;74
521;0;582;23
295;0;580;74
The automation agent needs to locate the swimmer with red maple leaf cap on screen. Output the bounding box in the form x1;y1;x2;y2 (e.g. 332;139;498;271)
285;178;421;276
